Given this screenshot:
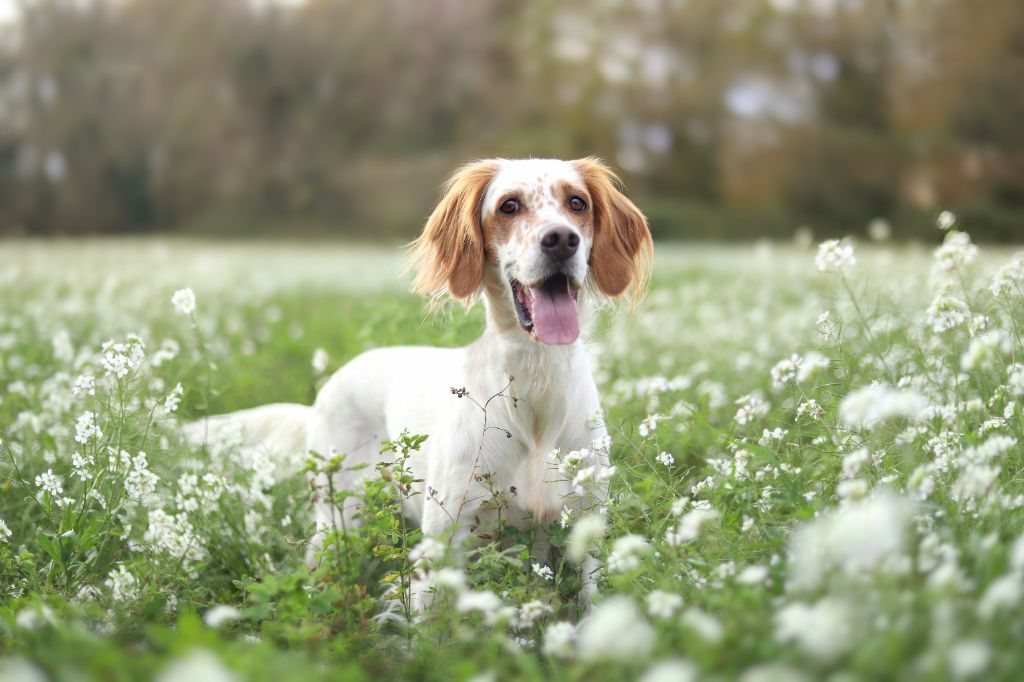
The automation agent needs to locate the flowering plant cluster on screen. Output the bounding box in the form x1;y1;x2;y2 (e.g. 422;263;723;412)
1;231;1024;680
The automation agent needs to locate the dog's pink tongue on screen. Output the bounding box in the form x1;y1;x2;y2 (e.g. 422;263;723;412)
532;285;580;345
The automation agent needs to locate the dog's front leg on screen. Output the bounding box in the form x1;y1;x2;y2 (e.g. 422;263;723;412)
409;469;488;612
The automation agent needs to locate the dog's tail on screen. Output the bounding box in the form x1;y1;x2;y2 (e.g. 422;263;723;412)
183;403;312;475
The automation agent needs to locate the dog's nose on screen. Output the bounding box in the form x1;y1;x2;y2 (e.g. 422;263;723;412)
539;226;580;261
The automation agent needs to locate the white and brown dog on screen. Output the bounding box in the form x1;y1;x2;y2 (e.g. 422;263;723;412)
190;158;651;603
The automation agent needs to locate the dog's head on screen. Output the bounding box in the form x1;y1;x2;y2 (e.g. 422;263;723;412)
409;158;652;345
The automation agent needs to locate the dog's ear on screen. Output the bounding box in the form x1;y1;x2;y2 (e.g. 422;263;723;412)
573;157;653;299
408;160;499;303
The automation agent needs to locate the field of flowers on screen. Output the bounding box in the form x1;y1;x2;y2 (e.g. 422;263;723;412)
2;222;1024;681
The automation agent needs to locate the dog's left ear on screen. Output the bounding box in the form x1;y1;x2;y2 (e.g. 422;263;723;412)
408;160;499;303
573;157;653;299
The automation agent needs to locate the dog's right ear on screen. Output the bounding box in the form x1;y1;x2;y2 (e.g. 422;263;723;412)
573;157;652;300
407;160;499;303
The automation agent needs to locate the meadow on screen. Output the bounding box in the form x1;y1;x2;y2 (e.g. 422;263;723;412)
1;226;1024;681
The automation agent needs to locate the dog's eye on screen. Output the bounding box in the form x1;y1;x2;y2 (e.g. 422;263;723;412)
499;199;520;215
569;196;587;212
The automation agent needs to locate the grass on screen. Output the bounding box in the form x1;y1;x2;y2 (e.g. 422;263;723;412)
1;233;1023;681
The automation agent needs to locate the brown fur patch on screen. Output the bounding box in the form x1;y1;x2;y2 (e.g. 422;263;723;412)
406;160;499;302
572;157;653;299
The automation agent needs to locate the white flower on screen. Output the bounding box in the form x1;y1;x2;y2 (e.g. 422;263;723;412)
815;239;856;272
770;355;800;387
15;604;55;630
1010;533;1024;572
867;218;891;241
71;452;95;481
171;288;196;316
838;385;927;427
841;447;869;479
542;621;576;658
557;448;589;478
151;339;180;367
788;490;914;591
72;374;95;397
837;478;869;501
571;462;615;496
430;567;467;593
948;639;991;680
52;329;74;363
123;451;159;502
797;351;829;382
968;314;989;337
734;393;769;425
311;348;329;374
670;496;692;517
933;230;978;273
645;590;683;618
736;564;769;585
203;605;241;629
145;509;205;567
961;330;1012;371
796;400;824;421
75;410;102;444
566;514;605;564
532;562;554;581
936;210;956;230
816;310;833;336
515;600;552;629
105;564;139;602
1009;364;1024;397
952;464;1000;510
35;469;63;497
666;508;718;547
607;534;650;573
739;664;811;682
758;428;787;446
99;335;146;379
655;451;675;467
680;607;723;643
638;413;662;438
775;597;854;662
977;574;1022;621
559;505;574;528
155;649;236;682
990;258;1024;298
163;383;184;414
0;518;11;542
456;590;511;625
927;293;969;333
640;660;697;682
576;597;654;662
75;585;101;603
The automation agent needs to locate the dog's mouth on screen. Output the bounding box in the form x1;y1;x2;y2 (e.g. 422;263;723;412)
511;273;580;345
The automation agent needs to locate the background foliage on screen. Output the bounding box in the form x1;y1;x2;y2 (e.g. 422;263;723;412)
0;0;1022;240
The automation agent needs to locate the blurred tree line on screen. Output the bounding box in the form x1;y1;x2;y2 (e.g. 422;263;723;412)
0;0;1021;241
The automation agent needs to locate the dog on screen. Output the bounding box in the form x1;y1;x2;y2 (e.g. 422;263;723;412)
188;157;652;606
